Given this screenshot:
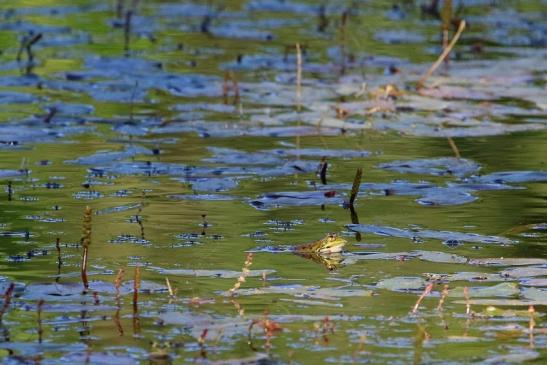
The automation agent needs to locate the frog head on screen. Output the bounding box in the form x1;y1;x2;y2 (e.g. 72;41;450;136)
317;233;346;253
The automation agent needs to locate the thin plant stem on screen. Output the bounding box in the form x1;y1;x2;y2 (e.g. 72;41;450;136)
229;253;253;296
81;206;92;292
528;305;535;348
349;168;363;207
295;43;302;111
447;137;461;159
464;286;471;316
0;283;15;322
417;20;466;89
436;284;449;311
412;283;434;314
37;299;44;343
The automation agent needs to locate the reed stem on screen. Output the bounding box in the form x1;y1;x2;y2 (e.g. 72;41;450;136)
81;206;92;291
417;20;466;89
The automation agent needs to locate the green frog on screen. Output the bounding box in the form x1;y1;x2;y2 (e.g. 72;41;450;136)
293;233;347;254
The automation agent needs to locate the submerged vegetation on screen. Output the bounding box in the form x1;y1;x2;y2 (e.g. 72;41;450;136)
0;0;545;363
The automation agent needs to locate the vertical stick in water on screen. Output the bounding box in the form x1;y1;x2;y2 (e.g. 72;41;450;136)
114;268;125;300
413;325;428;365
37;299;44;343
113;268;125;336
165;277;174;297
55;237;62;267
349;168;363;207
198;328;208;359
441;0;452;65
295;43;302;110
340;10;348;75
132;265;141;334
133;266;140;310
295;43;303;160
447;137;461;159
463;286;471;316
436;284;449;311
124;10;133;56
116;0;125;19
81;206;92;291
319;158;328;185
528;305;535;348
0;283;15;322
55;237;62;282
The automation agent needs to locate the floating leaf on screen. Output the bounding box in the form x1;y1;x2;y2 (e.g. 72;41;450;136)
378;157;480;177
225;284;372;300
376;277;426;291
521;287;547;302
448;283;520;298
501;266;547;278
250;191;345;210
347;224;513;245
156;269;275;278
469;258;547;266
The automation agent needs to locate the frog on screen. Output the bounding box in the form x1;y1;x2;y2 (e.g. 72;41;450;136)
293;233;347;254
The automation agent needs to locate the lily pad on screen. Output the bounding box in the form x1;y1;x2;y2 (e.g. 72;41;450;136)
448;282;520;298
376;277;426;291
469;258;547;266
347;224;514;245
500;266;547;278
65;146;152;165
378;157;480;178
226;284;372;300
250;191;345;210
156;269;275;278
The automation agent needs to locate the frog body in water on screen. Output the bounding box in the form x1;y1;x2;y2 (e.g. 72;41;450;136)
293;233;347;254
251;234;346;270
252;234;347;254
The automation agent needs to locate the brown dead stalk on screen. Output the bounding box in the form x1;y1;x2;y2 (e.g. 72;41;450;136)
313;316;335;345
114;268;125;300
113;269;125;337
352;334;367;360
447;137;461;159
528;305;535;348
132;265;141;334
133;266;141;310
436;284;449;311
165;277;175;298
81;206;92;291
0;283;15;322
417;20;466;89
229;253;253;296
37;299;44;343
198;328;208;358
412;282;434;314
248;311;282;352
463;286;471;316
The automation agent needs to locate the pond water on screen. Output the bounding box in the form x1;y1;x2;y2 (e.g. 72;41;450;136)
0;0;545;363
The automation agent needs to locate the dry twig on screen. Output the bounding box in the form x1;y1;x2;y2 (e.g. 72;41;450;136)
412;283;434;313
229;253;253;296
81;206;92;291
417;20;466;89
